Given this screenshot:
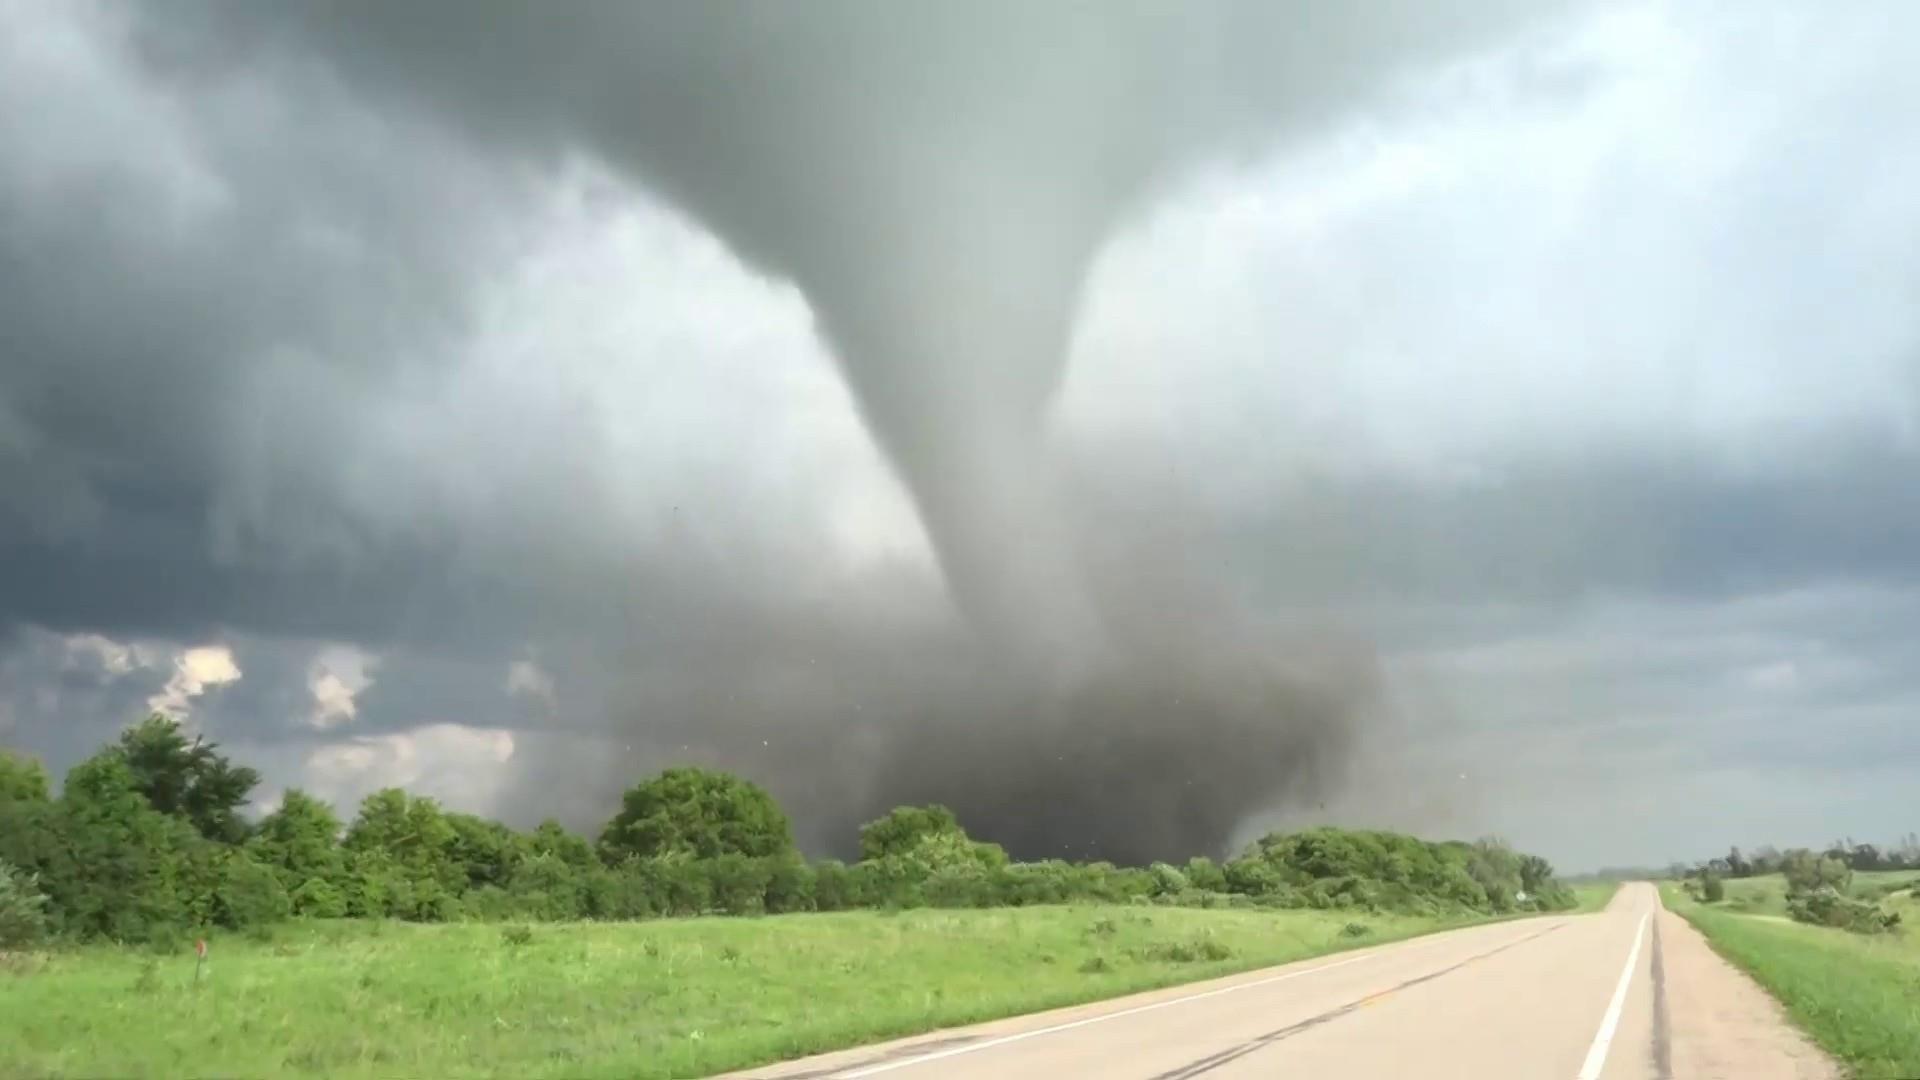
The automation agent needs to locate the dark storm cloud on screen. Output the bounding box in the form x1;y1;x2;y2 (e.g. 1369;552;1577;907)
5;0;1920;867
1;0;1577;860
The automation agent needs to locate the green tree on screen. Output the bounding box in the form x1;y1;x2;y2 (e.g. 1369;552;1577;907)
1699;869;1726;902
1183;856;1227;892
0;749;51;803
445;812;522;890
506;852;584;920
527;819;596;868
1779;848;1852;895
597;767;793;863
40;751;206;941
859;804;963;861
248;789;344;892
1781;848;1819;893
0;860;50;948
344;789;463;919
117;714;260;844
208;849;292;928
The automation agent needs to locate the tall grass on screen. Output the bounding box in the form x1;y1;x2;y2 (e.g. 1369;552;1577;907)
3;904;1501;1079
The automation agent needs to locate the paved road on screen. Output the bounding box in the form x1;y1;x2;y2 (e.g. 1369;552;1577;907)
730;883;1837;1079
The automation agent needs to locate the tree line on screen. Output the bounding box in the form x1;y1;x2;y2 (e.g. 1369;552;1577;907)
1679;838;1920;881
0;715;1577;947
1679;841;1915;935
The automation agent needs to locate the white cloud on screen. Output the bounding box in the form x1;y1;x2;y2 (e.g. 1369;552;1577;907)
147;644;241;718
505;658;554;707
303;722;517;815
62;632;142;675
307;643;376;730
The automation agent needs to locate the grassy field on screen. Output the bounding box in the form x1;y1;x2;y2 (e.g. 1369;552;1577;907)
1664;879;1920;1079
1712;870;1920;920
1570;881;1621;913
3;904;1521;1079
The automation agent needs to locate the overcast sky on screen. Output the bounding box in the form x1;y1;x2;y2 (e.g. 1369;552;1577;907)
3;0;1917;871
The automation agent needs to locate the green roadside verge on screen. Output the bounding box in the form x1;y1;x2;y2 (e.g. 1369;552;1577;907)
4;904;1539;1080
1662;883;1920;1079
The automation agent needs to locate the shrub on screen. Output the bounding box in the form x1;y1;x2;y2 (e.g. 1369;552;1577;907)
764;856;817;913
810;859;860;912
211;852;293;929
1781;849;1853;896
1148;862;1191;897
500;924;534;947
290;875;348;918
859;805;963;861
583;860;660;920
1183;856;1227;893
249;790;344;891
1786;887;1900;934
1699;871;1726;903
706;853;773;915
507;852;585;921
0;860;50;948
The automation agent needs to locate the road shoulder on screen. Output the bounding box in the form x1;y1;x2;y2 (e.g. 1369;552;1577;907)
1655;896;1841;1080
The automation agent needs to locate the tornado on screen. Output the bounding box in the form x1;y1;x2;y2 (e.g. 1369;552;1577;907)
220;0;1567;859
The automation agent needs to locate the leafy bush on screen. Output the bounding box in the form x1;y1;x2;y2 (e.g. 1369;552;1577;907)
289;875;345;919
1786;887;1900;935
0;750;51;804
211;851;293;929
1183;856;1227;892
0;860;50;948
859;805;963;861
706;853;774;915
1781;849;1853;895
1148;862;1191;897
1216;827;1564;917
1699;871;1726;903
507;853;585;920
810;859;860;912
764;856;816;913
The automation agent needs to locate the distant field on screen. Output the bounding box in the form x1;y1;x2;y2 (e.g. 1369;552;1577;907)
3;905;1518;1080
1570;881;1620;912
1713;870;1919;920
1665;880;1920;1079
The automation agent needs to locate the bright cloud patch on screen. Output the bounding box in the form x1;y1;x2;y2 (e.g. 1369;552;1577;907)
308;643;376;729
304;723;517;816
147;645;241;718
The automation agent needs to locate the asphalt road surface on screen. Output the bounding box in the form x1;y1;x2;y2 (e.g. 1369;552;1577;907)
730;883;1838;1079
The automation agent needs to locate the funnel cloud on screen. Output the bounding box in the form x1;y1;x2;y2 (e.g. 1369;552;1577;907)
159;1;1554;860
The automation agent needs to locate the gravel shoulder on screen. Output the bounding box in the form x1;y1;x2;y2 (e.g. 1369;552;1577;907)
1656;893;1842;1080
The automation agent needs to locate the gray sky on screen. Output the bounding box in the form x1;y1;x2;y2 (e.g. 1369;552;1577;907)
2;0;1917;870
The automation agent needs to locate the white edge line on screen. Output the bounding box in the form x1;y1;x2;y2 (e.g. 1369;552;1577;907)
833;925;1521;1078
1575;907;1650;1080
